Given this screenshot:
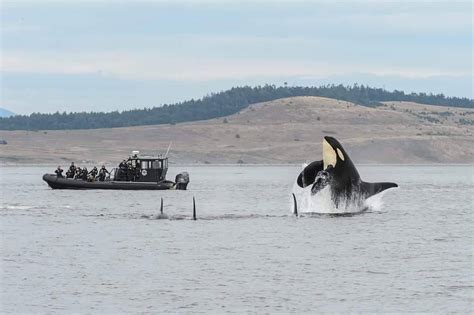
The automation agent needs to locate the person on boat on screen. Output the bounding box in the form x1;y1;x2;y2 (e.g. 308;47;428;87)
119;160;127;180
66;162;76;178
119;160;127;169
55;166;64;178
126;160;133;181
98;165;110;181
133;165;140;181
74;167;82;179
88;166;98;181
81;167;88;181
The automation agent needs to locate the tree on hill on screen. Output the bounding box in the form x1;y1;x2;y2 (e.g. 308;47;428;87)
0;84;472;130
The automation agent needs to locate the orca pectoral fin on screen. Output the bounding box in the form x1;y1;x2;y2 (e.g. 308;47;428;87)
361;181;398;198
297;160;324;188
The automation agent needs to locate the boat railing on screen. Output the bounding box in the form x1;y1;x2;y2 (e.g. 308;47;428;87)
109;168;118;181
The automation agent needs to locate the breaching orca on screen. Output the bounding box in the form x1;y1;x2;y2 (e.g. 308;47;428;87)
296;136;398;211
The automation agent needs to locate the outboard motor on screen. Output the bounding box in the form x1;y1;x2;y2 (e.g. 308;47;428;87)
175;172;189;190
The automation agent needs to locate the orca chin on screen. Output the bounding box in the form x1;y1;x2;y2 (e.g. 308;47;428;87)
294;136;398;213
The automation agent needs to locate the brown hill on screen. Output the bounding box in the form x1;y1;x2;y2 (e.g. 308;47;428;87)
0;96;472;165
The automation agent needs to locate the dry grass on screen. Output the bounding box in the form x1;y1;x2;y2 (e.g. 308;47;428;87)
1;96;473;165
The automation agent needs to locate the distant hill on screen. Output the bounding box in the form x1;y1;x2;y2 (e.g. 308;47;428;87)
0;84;472;131
0;108;15;118
0;96;472;164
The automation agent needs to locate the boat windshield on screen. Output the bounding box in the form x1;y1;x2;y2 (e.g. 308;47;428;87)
140;160;150;169
151;160;162;169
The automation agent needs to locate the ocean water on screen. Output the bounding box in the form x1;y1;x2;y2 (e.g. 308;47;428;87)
1;165;473;313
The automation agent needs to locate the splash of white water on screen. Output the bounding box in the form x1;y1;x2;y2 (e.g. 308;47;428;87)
291;182;392;214
363;188;400;212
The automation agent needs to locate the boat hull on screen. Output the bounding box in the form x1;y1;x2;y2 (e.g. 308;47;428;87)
42;174;178;190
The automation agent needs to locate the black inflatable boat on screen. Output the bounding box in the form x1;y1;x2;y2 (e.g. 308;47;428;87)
43;152;189;190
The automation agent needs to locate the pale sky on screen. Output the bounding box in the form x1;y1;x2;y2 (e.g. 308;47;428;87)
1;0;472;114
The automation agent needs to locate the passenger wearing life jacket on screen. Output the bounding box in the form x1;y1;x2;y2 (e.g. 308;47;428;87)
55;166;64;178
118;160;127;180
74;167;82;179
126;160;133;181
88;166;98;181
133;165;140;181
98;165;110;181
81;167;88;181
66;162;76;178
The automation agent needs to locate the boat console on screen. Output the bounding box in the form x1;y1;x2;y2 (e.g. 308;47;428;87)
112;151;170;183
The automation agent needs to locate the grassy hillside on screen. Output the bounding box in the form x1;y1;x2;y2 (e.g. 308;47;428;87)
1;84;472;130
1;96;472;165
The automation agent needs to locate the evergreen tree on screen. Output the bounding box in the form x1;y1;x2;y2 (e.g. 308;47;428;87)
0;84;471;130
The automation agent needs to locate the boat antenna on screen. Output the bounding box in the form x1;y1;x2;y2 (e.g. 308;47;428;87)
164;141;172;157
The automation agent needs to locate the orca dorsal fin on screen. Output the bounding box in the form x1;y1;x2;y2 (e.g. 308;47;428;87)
360;181;398;198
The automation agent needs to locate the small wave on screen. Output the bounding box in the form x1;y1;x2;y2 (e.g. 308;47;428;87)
366;270;389;275
144;213;289;221
444;285;474;292
2;205;36;211
142;212;373;221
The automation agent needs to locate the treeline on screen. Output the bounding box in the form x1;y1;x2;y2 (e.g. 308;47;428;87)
1;84;472;130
